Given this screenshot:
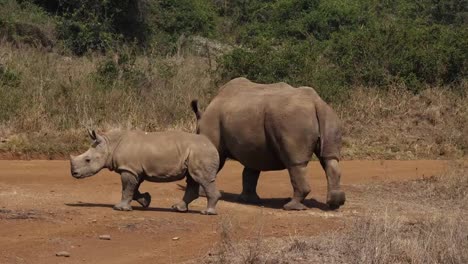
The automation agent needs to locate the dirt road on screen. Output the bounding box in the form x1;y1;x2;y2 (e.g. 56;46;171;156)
0;160;447;264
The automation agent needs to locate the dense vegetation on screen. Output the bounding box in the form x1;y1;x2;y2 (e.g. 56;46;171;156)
217;0;467;98
1;0;466;98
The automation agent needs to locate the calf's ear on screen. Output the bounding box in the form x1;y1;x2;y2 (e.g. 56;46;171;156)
94;132;105;144
87;129;96;140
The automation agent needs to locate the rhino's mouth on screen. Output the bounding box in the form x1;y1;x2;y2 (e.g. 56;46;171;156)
71;169;97;179
71;169;87;179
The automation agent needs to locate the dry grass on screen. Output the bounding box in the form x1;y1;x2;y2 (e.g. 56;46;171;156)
0;43;214;157
359;161;468;212
338;86;468;159
198;162;468;264
202;213;467;264
339;212;467;264
0;44;212;130
0;41;467;159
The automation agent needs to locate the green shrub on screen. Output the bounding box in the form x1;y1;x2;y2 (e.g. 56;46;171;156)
0;0;55;48
32;0;217;55
0;65;22;122
54;1;121;55
0;65;21;88
216;0;467;98
217;41;347;102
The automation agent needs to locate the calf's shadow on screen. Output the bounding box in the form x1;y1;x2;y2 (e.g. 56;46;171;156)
65;202;200;214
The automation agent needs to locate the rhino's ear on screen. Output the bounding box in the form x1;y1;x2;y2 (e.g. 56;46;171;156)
94;132;105;144
190;99;203;120
87;129;97;141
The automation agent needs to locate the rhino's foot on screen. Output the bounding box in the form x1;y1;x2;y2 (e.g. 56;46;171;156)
171;202;188;213
283;200;307;211
201;208;217;215
327;190;345;210
238;192;261;204
136;192;151;208
113;203;133;211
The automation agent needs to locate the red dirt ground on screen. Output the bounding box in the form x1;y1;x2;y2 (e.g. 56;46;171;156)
0;160;447;264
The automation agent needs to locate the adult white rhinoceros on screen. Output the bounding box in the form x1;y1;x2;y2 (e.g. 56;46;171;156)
190;77;345;210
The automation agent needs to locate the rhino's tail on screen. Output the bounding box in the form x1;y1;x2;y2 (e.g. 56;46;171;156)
314;99;342;161
190;99;202;120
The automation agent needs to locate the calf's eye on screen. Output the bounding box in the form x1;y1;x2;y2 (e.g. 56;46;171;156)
85;158;91;163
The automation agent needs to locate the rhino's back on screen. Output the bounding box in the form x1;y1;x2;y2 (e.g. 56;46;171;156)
112;131;216;179
213;77;319;107
203;78;320;170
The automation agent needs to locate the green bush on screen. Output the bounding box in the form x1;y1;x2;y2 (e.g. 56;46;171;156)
216;0;467;99
53;1;122;55
0;65;21;88
0;0;55;48
32;0;217;55
3;0;466;96
217;41;347;102
0;64;22;123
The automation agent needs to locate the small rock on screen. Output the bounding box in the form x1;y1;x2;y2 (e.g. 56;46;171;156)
56;251;70;257
91;219;97;223
99;235;111;240
172;237;179;241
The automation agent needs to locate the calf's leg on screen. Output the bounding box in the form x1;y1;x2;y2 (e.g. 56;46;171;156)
199;180;221;215
114;171;139;211
172;175;199;212
191;166;221;215
133;180;151;208
198;154;226;197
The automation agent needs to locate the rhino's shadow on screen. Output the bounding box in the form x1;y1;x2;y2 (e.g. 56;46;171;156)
218;192;331;211
64;202;200;214
176;184;332;211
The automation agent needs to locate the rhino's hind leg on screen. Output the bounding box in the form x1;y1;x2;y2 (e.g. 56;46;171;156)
134;192;151;208
283;165;310;210
172;175;199;213
114;171;139;211
200;182;221;215
189;167;221;215
238;167;261;204
319;158;345;210
197;154;226;197
132;179;151;208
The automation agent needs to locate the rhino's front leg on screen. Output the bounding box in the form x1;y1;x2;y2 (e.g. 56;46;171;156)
114;171;139;211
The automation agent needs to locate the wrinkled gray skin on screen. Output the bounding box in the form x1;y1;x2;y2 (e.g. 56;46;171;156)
70;130;221;215
191;77;345;210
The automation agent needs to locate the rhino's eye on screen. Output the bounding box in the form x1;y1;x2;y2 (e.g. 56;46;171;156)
85;158;91;163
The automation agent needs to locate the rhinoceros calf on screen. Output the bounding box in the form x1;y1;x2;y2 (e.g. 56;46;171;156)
70;130;221;215
191;77;345;210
